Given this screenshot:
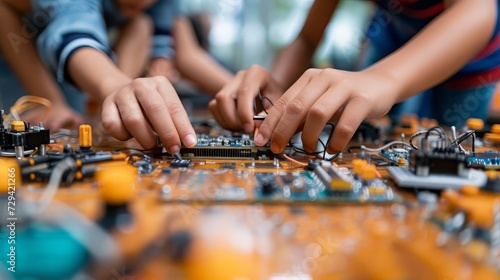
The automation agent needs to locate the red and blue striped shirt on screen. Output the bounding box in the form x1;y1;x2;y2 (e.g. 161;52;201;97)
367;0;500;88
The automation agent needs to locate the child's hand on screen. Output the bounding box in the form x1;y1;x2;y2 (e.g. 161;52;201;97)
253;68;399;153
209;65;283;133
101;76;197;152
21;103;83;131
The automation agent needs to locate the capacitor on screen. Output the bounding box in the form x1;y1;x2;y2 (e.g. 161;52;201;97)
79;124;92;150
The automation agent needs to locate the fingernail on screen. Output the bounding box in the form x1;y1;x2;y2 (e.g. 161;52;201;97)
169;145;180;154
254;133;264;145
271;143;281;154
184;134;197;147
243;123;253;133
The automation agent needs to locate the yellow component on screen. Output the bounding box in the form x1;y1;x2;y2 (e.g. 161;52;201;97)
330;179;352;191
442;189;460;204
79;124;92;148
0;159;21;194
485;170;498;180
75;171;83;180
29;159;35;166
466;118;484;130
97;164;137;205
485;133;500;143
111;152;127;160
420;118;438;128
491;124;500;134
75;159;83;168
30;173;36;181
397;158;406;166
461;185;479;196
361;164;377;181
352;159;367;175
10;120;25;132
368;186;386;195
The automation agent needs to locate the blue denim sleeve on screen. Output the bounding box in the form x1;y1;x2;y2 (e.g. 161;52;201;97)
147;0;179;60
33;0;112;84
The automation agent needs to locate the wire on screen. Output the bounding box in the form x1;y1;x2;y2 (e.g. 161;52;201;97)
40;201;120;263
288;122;337;161
253;89;274;115
3;96;52;126
282;154;308;166
425;126;446;139
409;130;445;150
359;141;413;152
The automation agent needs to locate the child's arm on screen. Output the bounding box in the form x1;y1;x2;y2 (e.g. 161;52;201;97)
209;0;339;132
34;0;196;151
170;17;233;96
0;0;82;129
254;0;497;153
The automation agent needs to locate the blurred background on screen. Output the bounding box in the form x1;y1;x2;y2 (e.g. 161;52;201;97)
180;0;372;72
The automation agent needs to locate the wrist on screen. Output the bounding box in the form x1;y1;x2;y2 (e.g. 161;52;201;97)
97;74;132;103
362;66;405;104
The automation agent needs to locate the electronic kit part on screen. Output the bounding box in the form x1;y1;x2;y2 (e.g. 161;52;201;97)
0;115;50;159
466;118;488;138
170;159;192;168
482;170;500;193
96;164;136;230
79;124;92;150
387;166;487;190
468;152;500;169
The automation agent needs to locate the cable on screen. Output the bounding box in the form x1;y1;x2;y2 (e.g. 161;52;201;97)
39;201;120;263
3;96;52;126
25;157;77;217
359;141;413;152
282;154;308;166
253;89;274;115
409;130;445;150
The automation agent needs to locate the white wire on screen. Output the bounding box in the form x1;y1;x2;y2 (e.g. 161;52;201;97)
360;141;413;152
41;201;121;263
24;157;76;217
0;150;34;157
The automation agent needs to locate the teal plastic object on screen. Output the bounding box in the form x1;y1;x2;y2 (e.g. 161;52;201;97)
1;222;89;279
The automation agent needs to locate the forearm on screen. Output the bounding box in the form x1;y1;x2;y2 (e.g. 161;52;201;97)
271;0;339;89
175;50;233;95
0;1;68;106
67;48;131;103
271;38;317;90
367;0;496;102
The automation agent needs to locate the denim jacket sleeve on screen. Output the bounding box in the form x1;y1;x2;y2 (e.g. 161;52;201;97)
33;0;113;84
146;0;180;60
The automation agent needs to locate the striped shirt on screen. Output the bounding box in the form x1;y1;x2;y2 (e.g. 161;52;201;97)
367;0;500;88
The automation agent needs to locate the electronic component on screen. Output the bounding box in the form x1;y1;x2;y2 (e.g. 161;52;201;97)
170;159;192;168
79;124;92;150
387;166;487;189
468;152;500;169
0;112;50;159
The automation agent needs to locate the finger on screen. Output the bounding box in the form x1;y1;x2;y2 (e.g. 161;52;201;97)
114;89;157;149
237;65;271;133
254;69;320;151
327;98;370;153
101;98;132;141
208;99;227;129
155;77;197;149
302;86;349;152
214;71;246;130
269;71;332;153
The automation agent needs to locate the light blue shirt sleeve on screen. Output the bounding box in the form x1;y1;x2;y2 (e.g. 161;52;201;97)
146;0;180;60
33;0;112;83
